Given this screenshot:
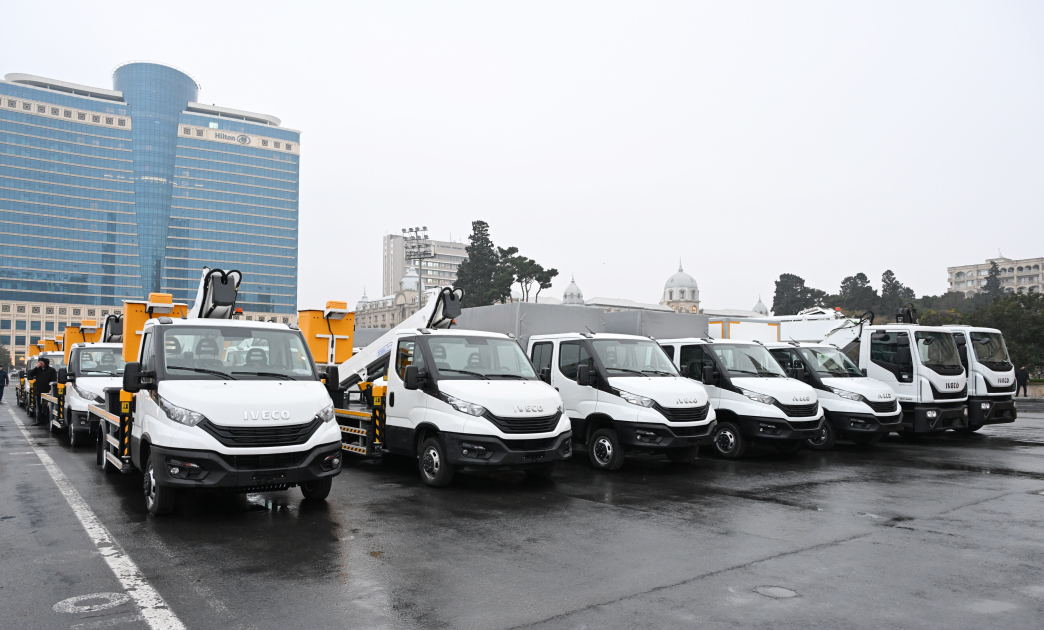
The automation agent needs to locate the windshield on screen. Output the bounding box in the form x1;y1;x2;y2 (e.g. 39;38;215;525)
590;339;679;377
162;326;316;381
914;331;961;368
74;348;123;376
44;354;67;372
711;344;787;378
969;332;1011;369
796;347;863;378
424;335;536;379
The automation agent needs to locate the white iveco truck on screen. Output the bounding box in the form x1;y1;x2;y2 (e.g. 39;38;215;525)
945;325;1017;432
766;342;902;448
330;288;573;487
524;333;715;470
93;268;343;515
659;338;823;458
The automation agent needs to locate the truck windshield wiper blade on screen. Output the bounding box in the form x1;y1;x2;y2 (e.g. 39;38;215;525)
641;370;674;376
607;368;645;376
232;371;294;380
167;365;237;380
438;369;489;379
490;373;529;379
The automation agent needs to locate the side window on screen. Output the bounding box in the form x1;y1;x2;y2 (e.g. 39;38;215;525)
662;345;674;360
394;338;424;380
679;345;711;377
558;342;592;380
531;342;553;374
770;349;796;371
870;332;902;365
140;333;155;371
843;339;860;365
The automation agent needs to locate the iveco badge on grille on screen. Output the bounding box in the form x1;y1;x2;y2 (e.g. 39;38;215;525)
675;397;699;405
512;405;544;413
244;410;292;420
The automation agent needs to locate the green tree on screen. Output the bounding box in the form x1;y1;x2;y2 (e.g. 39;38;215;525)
969;293;1044;368
0;344;10;369
454;221;501;308
880;270;916;315
982;261;1004;300
771;273;826;316
498;250;559;302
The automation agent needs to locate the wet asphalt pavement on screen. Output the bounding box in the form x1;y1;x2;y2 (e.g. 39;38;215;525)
2;389;1043;630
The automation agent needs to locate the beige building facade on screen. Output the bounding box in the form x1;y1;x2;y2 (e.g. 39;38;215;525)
383;234;467;297
947;256;1042;296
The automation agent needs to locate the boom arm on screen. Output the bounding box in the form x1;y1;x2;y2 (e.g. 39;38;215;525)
187;267;242;319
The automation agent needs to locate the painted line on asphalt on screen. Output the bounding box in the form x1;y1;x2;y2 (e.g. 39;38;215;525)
4;407;186;630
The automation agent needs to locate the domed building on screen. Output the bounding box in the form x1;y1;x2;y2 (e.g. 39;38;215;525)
354;267;421;329
660;261;701;314
752;297;769;316
563;275;584;306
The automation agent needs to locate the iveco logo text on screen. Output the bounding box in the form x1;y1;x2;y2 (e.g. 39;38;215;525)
877;393;892;399
998;377;1010;384
945;383;960;389
792;396;811;402
676;397;699;405
513;405;544;413
244;410;291;420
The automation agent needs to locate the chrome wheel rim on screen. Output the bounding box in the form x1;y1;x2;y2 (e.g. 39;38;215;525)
716;429;737;453
422;446;441;480
593;436;614;466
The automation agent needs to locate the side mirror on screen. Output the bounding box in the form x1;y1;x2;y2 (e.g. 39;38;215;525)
861;368;867;377
577;364;594;387
404;365;420;390
786;368;796;379
539;367;551;384
57;368;70;384
702;365;717;386
678;364;688;377
323;365;340;393
122;362;155;393
896;346;912;367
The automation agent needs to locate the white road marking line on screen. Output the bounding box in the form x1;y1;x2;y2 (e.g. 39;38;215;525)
5;408;186;630
71;614;145;629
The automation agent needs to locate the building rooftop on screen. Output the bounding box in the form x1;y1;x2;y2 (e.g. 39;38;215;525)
4;73;124;101
186;102;281;127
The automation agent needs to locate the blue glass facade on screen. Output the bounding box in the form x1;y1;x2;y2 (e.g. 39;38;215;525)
0;62;300;314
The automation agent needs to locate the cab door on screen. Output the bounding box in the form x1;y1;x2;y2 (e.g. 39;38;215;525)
553;340;598;425
385;337;427;453
680;344;720;405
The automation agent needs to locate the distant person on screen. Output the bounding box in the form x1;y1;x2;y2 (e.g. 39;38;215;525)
1015;365;1030;398
0;365;8;403
27;357;57;423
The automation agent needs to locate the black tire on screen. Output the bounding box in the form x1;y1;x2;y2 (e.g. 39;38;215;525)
69;422;82;448
711;422;747;459
852;432;885;445
524;463;556;479
775;440;802;454
143;455;175;515
804;422;836;451
418;437;455;487
588;428;625;471
301;478;333;500
666;446;699;463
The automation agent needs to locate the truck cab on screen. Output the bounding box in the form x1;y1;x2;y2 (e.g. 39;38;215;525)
944;325;1017;431
57;342;124;446
659;338;823;458
765;342;902;449
843;324;968;434
526;333;716;470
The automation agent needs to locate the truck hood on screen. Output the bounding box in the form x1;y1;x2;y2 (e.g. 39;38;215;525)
157;380;331;427
606;376;708;407
730;378;818;404
820;377;895;401
437;379;563;417
73;376;122;398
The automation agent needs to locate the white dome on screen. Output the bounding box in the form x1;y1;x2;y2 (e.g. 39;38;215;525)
663;261;699;302
563;275;584;305
355;287;369;311
401;267;419;292
753;298;769;316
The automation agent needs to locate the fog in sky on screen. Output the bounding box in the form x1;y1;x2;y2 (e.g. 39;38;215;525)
6;2;1043;310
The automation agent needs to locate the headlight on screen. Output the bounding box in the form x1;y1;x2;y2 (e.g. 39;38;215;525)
440;393;487;417
829;387;865;403
317;403;335;423
618;390;655;407
740;388;776;405
157;396;207;427
71;383;104;404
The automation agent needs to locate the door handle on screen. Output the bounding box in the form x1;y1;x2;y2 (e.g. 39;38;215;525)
389;392;395;407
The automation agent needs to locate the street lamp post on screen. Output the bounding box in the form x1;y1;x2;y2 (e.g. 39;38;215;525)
402;226;434;307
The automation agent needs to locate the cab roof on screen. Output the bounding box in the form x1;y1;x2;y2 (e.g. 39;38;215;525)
941;325;1003;334
658;337;757;345
142;318;293;331
528;332;655;342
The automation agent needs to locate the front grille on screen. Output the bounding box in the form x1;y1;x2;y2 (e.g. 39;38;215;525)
774;401;819;417
653;403;710;423
199;417;323;448
483;410;562;434
984;380;1016;394
787;419;820;431
865;399;898;414
503;437;556;451
669;424;713;437
221;451;306;470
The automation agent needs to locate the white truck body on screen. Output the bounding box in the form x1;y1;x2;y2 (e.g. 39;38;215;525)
60;342;123;440
944;325;1017;429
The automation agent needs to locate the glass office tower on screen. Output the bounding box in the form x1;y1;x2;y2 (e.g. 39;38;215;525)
0;62;300;363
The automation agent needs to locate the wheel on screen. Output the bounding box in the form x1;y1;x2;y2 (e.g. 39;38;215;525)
96;428;104;466
711;422;747;459
300;478;333;500
418;437;455;487
851;432;885;445
775;440;802;454
804;422;836;451
666;446;699;463
588;428;625;471
524;463;556;479
69;422;82;448
143;455;175;515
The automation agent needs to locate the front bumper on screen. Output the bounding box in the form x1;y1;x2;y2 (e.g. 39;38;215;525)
967;396;1017;427
150;442;342;490
824;409;903;435
614;420;716;451
737;415;823;441
441;431;573;469
898;402;966;433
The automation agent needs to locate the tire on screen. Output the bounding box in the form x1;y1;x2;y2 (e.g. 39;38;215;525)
711;422;747;459
588;428;625;471
775;440;802;454
524;463;556;479
300;478;333;500
69;421;82;448
418;437;455;487
666;446;699;463
143;455;175;515
852;432;885;445
804;422;836;451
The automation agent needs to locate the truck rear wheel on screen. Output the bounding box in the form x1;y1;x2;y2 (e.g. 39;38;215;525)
301;478;333;500
68;421;82;448
711;422;747;459
666;446;698;463
418;437;455;487
804;422;836;451
143;455;175;516
588;428;625;471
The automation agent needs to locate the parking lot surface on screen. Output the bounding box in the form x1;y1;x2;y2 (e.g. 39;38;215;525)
2;391;1043;629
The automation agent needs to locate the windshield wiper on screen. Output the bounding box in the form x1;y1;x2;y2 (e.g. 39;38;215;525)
727;369;760;376
642;370;675;377
607;368;645;376
489;373;529;379
167;365;237;380
232;371;294;380
438;369;489;379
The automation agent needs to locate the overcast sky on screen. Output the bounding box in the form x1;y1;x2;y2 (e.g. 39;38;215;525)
6;2;1044;310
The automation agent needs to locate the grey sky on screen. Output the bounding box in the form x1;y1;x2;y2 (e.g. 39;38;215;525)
6;2;1043;310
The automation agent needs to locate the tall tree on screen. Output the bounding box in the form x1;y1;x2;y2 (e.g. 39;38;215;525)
0;343;10;368
454;221;501;308
533;267;559;303
982;261;1004;300
499;249;559;302
969;292;1044;368
772;273;826;316
834;273;879;316
880;270;916;314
